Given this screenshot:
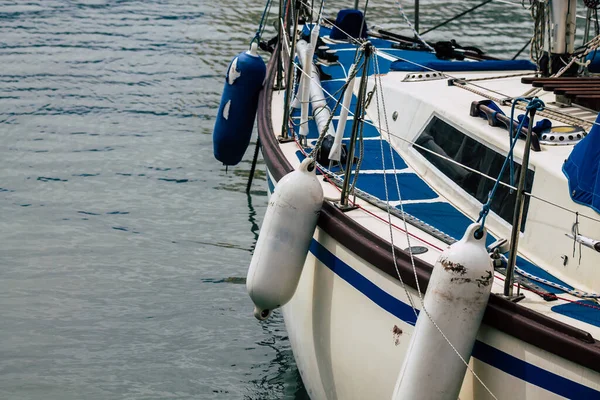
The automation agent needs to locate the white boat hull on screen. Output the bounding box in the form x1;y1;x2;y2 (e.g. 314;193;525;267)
256;24;600;397
273;197;600;399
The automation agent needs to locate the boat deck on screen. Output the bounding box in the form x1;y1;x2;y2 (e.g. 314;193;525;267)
285;24;600;339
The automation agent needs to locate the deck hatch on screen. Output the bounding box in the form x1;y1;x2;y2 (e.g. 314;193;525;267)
415;116;534;231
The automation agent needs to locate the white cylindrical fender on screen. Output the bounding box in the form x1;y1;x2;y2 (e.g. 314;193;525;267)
299;43;313;138
247;158;324;320
393;223;494;400
296;40;335;139
330;63;356;162
292;26;320;110
310;25;320;49
291;75;305;109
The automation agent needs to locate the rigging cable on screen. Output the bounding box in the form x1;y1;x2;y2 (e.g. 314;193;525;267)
284;44;600;227
286;48;600;227
295;0;597;129
251;0;274;46
372;50;499;400
419;0;494;35
279;4;600;305
280;1;600;226
247;0;275;193
393;0;435;52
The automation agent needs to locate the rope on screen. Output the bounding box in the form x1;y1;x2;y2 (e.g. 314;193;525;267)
304;133;600;303
375;50;498;400
305;130;600;302
378;47;596;129
451;78;595;130
279;0;600;318
295;111;600;304
420;0;494;35
450;80;505;103
286;49;600;226
393;0;435;52
524;32;600;98
286;54;600;227
372;56;419;318
530;0;546;67
300;0;597;129
476;97;545;235
455;71;537;83
279;8;600;226
251;0;273;46
294;136;447;251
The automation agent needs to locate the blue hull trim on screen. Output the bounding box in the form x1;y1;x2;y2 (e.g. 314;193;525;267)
309;239;600;398
473;341;600;399
266;170;276;194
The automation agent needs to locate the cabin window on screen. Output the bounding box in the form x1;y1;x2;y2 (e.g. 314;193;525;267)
414;116;534;231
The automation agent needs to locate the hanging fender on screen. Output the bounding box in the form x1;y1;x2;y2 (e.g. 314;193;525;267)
213;43;266;166
246;158;324;320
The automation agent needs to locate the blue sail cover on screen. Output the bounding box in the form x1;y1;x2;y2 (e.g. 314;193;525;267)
390;59;536;72
563;113;600;213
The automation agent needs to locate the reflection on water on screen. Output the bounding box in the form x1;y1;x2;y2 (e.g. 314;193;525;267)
0;0;555;398
245;314;310;400
247;192;261;246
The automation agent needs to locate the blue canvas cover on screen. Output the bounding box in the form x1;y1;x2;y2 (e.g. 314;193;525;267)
330;9;367;40
563;113;600;214
390;59;536;72
586;51;600;73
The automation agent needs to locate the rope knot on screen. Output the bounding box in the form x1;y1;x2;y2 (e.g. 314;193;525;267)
477;201;491;225
526;97;545;112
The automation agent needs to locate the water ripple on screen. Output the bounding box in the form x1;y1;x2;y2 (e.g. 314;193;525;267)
0;0;543;399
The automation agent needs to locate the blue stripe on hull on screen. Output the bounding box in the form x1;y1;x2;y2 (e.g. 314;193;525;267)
308;238;600;398
472;341;600;399
309;240;418;325
266;170;276;194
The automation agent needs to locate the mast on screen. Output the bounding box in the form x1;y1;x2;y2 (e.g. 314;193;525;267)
414;0;419;34
541;0;577;75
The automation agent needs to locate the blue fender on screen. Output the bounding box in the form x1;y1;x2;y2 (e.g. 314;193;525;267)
213;44;266;166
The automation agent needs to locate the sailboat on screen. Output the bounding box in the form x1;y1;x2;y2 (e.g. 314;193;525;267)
214;1;600;398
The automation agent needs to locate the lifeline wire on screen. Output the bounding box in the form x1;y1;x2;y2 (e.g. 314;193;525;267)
372;50;498;400
299;0;599;130
284;42;600;226
286;47;600;226
280;0;600;306
283;0;600;225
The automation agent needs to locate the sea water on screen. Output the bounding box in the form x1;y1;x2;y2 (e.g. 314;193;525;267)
0;1;546;398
